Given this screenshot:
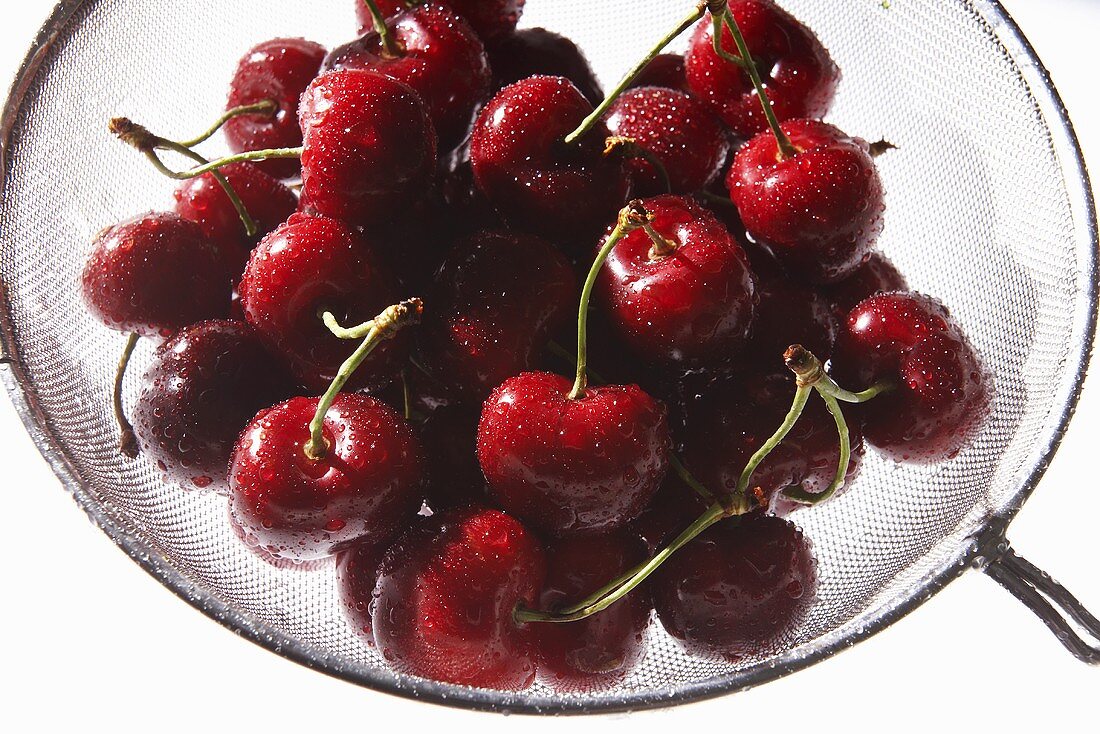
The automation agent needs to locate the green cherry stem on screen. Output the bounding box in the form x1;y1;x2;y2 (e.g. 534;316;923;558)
321;311;378;340
362;0;404;58
176;100;277;148
669;453;714;502
783;392;850;506
113;332;140;458
304;299;423;460
735;382;812;497
562;1;709;145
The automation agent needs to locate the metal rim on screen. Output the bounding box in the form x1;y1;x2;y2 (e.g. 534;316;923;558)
0;0;1095;715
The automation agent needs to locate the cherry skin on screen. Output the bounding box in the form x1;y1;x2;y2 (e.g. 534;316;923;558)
652;513;817;661
728;118;885;284
173;162;298;274
298;69;437;228
469;76;630;245
224;38;326;180
82;212;232;338
604;87;730;197
595;195;755;369
833;292;989;463
325;3;491;150
477;371;671;536
485;28;603;106
238;213;406;393
627;53;687;92
532;530;652;691
821;250;908;317
371;506;545;690
228;506;327;571
335;536;392;644
356;0;524;43
133;319;298;493
746;250;839;365
684;0;839;138
630;473;711;555
229;393;423;562
419;229;577;401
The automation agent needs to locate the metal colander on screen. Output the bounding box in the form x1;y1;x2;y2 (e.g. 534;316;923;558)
0;0;1096;714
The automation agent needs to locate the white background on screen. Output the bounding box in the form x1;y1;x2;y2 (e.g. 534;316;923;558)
1;1;1097;732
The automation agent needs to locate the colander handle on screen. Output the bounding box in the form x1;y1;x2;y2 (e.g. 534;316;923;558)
984;546;1100;664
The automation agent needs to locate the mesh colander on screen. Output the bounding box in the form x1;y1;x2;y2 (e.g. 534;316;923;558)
1;0;1097;714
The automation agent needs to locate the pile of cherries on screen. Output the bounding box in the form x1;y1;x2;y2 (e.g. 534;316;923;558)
81;0;990;692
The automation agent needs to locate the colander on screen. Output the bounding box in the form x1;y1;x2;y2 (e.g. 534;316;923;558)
1;0;1097;715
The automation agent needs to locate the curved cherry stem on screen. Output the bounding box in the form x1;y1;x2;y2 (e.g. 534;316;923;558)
735;382;811;497
361;0;404;58
669;453;714;502
304;299;423;460
113;332;140;458
783;392;850;506
321;311;377;340
563;1;709;145
604;136;673;196
546;339;607;386
176;100;277;149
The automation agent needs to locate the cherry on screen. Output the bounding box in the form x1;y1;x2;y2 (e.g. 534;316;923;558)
821;250;908;316
356;0;524;43
627;53;687;92
238;213;406;393
469;76;630;245
298;69;437;228
604;87;730;197
371;506;545;689
419;229;577;401
595;195;755;369
477;371;670;535
173;162;298;274
326;3;491;149
336;536;391;644
229;506;328;571
133;319;298;492
485;28;604;106
224;38;326;180
229;393;423;562
684;1;838;138
833;292;989;463
652;513;816;661
82;212;232;338
747;259;839;364
728;118;885;283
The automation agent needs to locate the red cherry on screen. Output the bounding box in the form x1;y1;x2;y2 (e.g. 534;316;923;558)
298;69;437;228
335;536;391;644
238;213;406;393
82;212;232;338
477;371;671;535
469;76;630;245
821;250;908;316
652;513;816;661
834;292;989;463
224;38;326;179
485;28;604;106
229;506;327;571
372;507;545;689
684;1;838;138
728;118;885;283
747;260;839;365
604;87;730;196
419;229;577;400
326;4;491;149
356;0;524;43
627;53;687;92
133;320;298;493
595;195;755;369
173;162;298;274
229;393;423;562
532;531;652;690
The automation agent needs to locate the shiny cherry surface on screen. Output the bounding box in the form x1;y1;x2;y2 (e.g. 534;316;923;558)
485;28;603;106
336;536;391;644
356;0;524;42
628;53;687;92
822;250;908;316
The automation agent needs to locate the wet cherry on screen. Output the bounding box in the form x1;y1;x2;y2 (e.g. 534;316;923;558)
336;535;392;644
485;28;604;106
627;53;687;92
821;250;908;316
356;0;525;43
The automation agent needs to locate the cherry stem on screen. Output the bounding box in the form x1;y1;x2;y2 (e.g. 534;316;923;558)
735;382;812;498
568;201;647;400
362;0;403;58
669;453;714;502
546;340;607;386
783;392;850;506
176;100;277;149
604;136;672;195
304;299;423;460
321;311;377;340
716;6;798;159
113;332;140;458
562;1;709;145
400;369;412;421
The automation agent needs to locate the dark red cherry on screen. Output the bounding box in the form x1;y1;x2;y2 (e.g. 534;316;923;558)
238;213;406;393
821;250;908;316
326;4;490;149
532;531;652;691
224;38;326;180
477;371;671;536
728;118;885;283
82;212;232;338
485;28;603;106
229;393;423;562
133;320;297;493
596;195;755;369
372;506;545;689
653;513;816;661
173;162;298;274
627;53;687;92
470;76;630;245
298;69;437;228
834;292;989;463
604;87;730;197
681;370;864;514
356;0;524;43
336;536;391;644
420;229;576;400
684;1;838;138
747;262;839;365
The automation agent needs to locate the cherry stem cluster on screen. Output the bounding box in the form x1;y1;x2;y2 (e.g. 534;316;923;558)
113;332;140;458
362;0;404;58
303;299;423;461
